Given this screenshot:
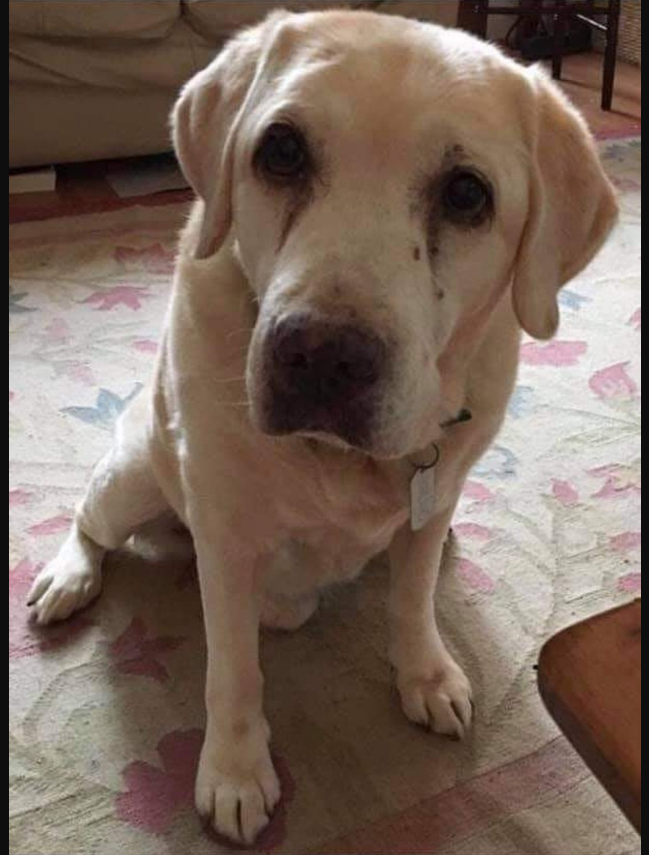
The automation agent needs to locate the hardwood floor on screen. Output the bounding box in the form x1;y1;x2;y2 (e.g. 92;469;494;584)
8;155;192;225
9;53;640;225
540;52;641;137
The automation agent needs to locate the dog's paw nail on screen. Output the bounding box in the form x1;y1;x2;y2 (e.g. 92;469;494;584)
399;662;473;739
26;561;100;625
195;738;280;845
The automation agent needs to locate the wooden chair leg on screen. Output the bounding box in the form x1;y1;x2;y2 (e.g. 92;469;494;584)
457;0;489;39
552;6;568;80
602;0;622;111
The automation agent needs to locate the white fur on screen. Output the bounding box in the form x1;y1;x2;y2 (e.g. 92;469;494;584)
29;9;617;846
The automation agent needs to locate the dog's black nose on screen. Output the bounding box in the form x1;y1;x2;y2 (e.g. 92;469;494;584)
271;314;386;401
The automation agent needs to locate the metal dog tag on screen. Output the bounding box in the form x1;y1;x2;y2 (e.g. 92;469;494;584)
409;443;440;532
410;465;437;531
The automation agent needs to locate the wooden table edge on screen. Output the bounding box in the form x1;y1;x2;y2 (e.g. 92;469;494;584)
537;601;641;834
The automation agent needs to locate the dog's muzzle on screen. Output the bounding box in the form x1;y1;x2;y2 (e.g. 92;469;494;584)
259;312;388;447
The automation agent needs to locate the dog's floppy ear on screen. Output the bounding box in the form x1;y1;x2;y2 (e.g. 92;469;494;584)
171;11;290;260
513;70;618;340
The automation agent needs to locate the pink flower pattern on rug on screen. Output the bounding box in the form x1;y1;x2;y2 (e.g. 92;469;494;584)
456;559;496;594
461;480;495;503
116;729;204;834
629;308;641;331
118;731;295;851
9;489;35;506
109;617;185;683
520;340;588;366
28;514;74;537
453;522;493;541
589;361;638;400
609;531;641;553
82;285;151;311
132;338;159;354
590;464;642;500
551;479;580;506
618;573;642;594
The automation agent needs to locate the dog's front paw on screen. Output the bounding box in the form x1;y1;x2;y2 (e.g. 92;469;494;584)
27;537;102;625
195;727;281;845
398;658;473;739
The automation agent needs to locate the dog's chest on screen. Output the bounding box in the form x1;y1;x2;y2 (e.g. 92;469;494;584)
280;450;410;568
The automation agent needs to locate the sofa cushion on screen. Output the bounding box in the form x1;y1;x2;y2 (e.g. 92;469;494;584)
9;84;179;167
184;0;459;39
9;21;210;90
9;0;180;40
184;0;379;40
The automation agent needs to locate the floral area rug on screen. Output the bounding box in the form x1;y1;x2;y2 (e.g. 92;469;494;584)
9;137;641;855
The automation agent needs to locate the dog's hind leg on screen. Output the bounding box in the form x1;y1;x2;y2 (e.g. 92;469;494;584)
28;395;170;624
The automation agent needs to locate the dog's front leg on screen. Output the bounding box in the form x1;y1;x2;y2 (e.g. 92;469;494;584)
388;505;473;739
190;520;279;845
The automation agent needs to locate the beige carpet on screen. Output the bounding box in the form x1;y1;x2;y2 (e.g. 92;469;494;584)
10;137;640;855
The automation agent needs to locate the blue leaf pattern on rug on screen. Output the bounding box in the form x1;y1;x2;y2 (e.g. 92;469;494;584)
10;287;37;314
508;384;535;419
62;384;143;429
559;289;591;311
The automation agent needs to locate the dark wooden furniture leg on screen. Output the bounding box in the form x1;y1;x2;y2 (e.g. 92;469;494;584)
552;0;568;79
457;0;622;112
457;0;489;38
602;0;621;110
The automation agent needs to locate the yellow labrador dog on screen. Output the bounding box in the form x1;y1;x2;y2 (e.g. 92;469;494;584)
29;9;617;845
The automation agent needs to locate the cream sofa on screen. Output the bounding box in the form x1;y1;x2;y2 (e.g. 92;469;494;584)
9;1;459;169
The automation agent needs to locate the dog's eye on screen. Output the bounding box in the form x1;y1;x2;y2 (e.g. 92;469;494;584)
443;170;492;222
256;123;309;179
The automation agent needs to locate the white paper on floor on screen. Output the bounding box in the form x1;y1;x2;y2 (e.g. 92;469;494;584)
106;157;189;198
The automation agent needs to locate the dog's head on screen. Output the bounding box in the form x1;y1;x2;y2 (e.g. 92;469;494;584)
172;10;617;458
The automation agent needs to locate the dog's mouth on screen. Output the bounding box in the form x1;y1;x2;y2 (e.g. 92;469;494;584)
258;384;378;451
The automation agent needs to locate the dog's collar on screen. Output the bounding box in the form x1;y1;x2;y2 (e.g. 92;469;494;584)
409;406;473;467
408;407;472;532
440;407;473;429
